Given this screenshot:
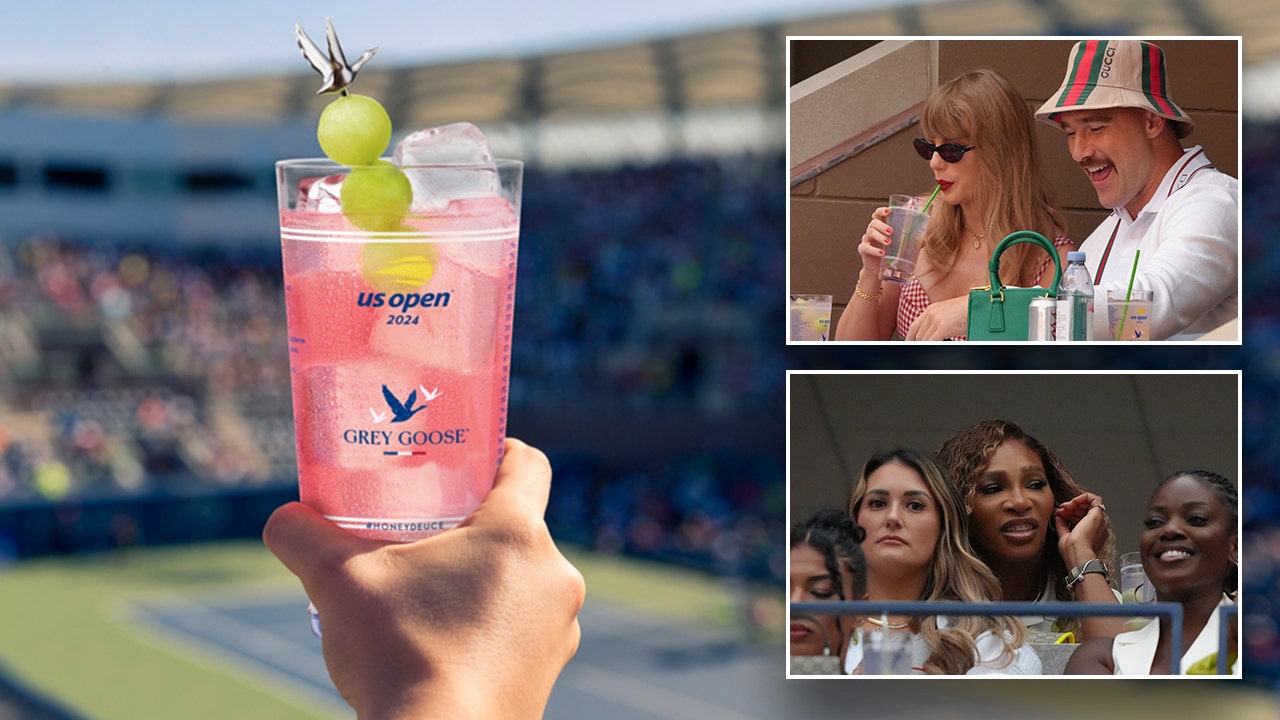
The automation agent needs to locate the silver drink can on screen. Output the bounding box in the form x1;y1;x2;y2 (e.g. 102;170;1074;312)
1028;296;1056;341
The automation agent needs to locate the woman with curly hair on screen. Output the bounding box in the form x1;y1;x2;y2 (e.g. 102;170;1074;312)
934;419;1124;642
790;509;868;666
1066;470;1239;674
845;447;1039;674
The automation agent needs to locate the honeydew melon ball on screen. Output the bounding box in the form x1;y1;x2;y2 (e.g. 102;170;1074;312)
340;161;412;232
318;94;392;166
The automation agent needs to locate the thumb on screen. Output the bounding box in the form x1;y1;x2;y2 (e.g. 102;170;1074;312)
263;502;382;587
1053;514;1071;544
464;438;553;528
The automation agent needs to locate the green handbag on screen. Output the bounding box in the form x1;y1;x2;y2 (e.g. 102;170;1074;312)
966;231;1062;341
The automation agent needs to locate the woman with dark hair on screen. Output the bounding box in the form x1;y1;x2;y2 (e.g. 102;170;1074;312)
934;419;1124;642
790;509;868;665
845;447;1040;674
1065;470;1239;674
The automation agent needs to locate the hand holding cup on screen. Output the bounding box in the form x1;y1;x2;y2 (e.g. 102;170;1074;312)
858;207;893;274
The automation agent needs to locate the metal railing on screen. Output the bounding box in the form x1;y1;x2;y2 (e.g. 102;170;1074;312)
791;600;1197;675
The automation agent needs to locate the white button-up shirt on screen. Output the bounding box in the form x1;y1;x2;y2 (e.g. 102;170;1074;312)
1080;146;1239;341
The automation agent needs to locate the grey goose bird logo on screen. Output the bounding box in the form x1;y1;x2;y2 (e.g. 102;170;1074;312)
369;385;441;424
381;385;427;423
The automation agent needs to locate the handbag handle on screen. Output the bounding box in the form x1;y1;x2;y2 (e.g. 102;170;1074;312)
985;231;1063;298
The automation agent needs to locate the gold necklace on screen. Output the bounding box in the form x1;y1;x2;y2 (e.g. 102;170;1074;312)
864;616;910;630
964;226;985;250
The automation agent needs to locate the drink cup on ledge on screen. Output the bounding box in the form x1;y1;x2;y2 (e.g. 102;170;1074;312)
1120;551;1155;630
861;629;914;675
789;294;832;341
1107;289;1153;341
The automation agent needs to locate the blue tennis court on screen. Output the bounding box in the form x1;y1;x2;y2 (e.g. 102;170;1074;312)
124;589;784;720
122;589;1280;720
124;593;344;714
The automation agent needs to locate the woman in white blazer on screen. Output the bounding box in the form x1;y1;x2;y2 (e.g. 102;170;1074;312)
1065;470;1238;675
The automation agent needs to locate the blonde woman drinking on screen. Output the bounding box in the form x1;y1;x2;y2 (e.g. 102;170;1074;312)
835;69;1073;341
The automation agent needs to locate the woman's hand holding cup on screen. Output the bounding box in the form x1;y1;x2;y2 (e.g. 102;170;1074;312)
859;207;893;275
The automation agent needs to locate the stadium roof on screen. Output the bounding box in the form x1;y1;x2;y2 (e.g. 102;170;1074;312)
0;0;1274;166
3;0;1274;124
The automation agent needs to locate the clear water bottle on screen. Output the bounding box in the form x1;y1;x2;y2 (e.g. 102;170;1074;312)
1055;251;1093;342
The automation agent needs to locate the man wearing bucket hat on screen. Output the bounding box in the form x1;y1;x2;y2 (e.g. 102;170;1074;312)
1035;39;1238;340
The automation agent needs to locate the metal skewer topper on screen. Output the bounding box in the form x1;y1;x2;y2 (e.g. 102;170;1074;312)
296;18;378;95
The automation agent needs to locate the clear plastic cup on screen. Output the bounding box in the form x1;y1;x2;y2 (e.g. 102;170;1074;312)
880;194;931;284
276;159;522;543
789;294;832;341
861;629;914;675
1120;551;1155;631
1107;289;1153;341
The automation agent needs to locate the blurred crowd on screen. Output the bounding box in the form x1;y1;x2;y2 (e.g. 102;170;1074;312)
549;449;785;581
0;240;291;497
1240;122;1280;680
515;157;785;408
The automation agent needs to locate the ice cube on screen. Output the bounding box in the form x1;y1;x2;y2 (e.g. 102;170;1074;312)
299;173;345;213
393;123;499;213
394;122;495;166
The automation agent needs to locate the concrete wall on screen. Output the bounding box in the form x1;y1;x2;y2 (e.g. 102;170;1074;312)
788;39;1240;333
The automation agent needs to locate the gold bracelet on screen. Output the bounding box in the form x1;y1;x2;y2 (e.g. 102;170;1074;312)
854;281;881;301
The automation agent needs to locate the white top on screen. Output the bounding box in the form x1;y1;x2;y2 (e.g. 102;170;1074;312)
843;621;1043;675
1024;581;1124;643
1080;146;1238;341
1111;597;1239;675
1021;580;1062;644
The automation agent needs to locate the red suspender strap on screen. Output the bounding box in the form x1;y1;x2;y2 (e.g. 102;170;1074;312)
1093;218;1121;285
1093;149;1212;285
1168;148;1206;197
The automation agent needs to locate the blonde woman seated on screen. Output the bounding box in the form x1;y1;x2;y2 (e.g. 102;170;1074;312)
843;448;1041;674
1066;471;1239;675
835;69;1073;341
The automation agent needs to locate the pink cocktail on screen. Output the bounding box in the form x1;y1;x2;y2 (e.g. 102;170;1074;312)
276;160;522;541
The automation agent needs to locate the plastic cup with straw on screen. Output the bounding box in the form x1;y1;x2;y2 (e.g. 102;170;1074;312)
1114;250;1142;341
921;183;941;215
902;183;940;263
898;185;939;245
881;186;939;283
